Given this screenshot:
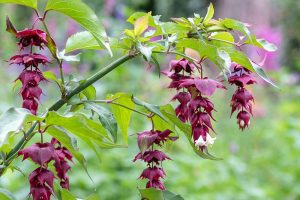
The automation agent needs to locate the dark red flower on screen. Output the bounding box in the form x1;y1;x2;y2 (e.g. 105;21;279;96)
188;96;215;119
10;53;50;68
228;74;256;87
16;29;47;49
22;99;39;115
133;150;171;165
236;111;251;130
137;129;176;152
21;86;42;100
169;58;195;73
29;167;54;200
146;180;165;190
179;77;226;96
18;142;55;166
139;166;165;182
18;70;46;87
230;88;254;115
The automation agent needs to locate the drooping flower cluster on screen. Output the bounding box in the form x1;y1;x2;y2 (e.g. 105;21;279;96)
164;58;225;151
228;63;256;130
133;129;177;190
9;29;49;115
18;138;73;200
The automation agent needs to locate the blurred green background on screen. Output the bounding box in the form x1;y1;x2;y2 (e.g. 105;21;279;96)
0;0;300;199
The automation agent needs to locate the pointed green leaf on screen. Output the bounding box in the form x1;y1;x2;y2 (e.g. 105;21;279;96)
65;31;105;53
245;35;277;52
108;93;134;144
134;12;151;36
139;188;184;200
45;112;115;148
5;16;17;36
46;0;112;56
250;61;279;88
220;18;251;41
0;0;37;9
84;102;118;142
137;43;154;62
57;50;81;62
132;96;167;121
0;108;40;152
203;3;214;25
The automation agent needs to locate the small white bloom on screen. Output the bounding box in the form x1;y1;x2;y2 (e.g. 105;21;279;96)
195;136;206;147
194;134;216;147
206;134;216;145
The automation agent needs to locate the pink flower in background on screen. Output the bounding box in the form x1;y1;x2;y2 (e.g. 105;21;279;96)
252;26;282;71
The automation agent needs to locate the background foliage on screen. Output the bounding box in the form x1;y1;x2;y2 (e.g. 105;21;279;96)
0;0;299;199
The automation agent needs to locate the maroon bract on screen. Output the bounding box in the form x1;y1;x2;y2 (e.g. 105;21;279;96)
133;150;171;165
52;138;73;189
169;58;195;73
29;167;54;200
17;70;46;115
134;129;175;190
228;63;256;130
18;142;55;166
237;111;251;130
10;53;50;69
16;29;47;49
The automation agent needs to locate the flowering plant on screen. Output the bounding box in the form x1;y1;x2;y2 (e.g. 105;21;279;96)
0;1;277;199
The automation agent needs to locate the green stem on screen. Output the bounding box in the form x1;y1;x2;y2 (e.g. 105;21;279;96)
0;54;134;175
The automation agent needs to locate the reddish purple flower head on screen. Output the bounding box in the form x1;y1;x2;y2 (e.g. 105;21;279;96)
179;77;226;96
10;53;50;69
138;129;177;152
18;142;55;166
169;58;195;74
237;111;251;130
29;167;54;200
133;150;171;165
230;88;254;115
16;29;48;49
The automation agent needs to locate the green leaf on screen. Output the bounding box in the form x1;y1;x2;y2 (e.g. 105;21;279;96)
203;3;214;25
65;31;105;53
211;32;235;44
217;48;231;70
60;188;76;200
160;105;220;160
177;38;255;71
220;18;251;41
134;12;151;36
0;108;40;152
139;188;184;200
84;102;118;142
245;35;277;52
57;50;81;62
46;34;58;59
108;93;134;144
45;111;115;149
81;83;96;100
0;0;37;9
137;43;154;62
5;16;17;36
132;96;167;121
46;0;112;56
250;61;279;88
0;188;16;200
